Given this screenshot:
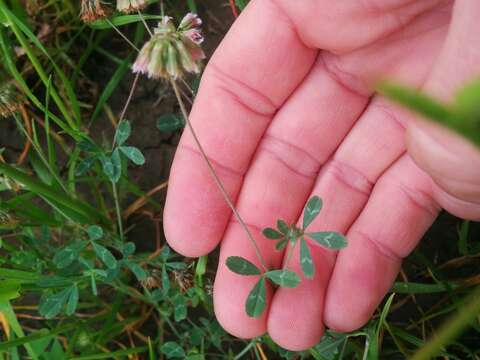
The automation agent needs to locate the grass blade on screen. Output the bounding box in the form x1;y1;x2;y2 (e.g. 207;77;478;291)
0;162;108;225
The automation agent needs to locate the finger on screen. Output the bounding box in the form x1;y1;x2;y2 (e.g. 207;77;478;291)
267;5;451;349
407;121;480;205
406;0;480;219
163;0;317;256
214;56;369;338
266;99;404;350
324;155;440;331
277;0;444;53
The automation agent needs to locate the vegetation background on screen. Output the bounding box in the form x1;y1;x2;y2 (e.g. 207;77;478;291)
0;0;479;359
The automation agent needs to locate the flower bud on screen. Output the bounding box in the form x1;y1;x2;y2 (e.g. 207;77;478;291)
116;0;147;13
80;0;108;23
179;13;202;30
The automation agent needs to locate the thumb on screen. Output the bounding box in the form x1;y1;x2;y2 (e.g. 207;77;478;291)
407;120;480;220
406;0;480;220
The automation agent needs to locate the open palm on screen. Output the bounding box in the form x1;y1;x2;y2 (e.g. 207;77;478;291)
164;0;480;350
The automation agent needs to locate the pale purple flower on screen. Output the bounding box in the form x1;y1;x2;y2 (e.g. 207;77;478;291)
133;14;205;79
184;29;204;45
179;13;202;30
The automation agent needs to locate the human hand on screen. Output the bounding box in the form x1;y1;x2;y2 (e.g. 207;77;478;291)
164;0;480;350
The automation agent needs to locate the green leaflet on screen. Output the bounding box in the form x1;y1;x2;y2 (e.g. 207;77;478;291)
307;231;347;250
300;237;315;279
226;256;261;276
303;196;322;229
265;270;301;288
246;277;267;318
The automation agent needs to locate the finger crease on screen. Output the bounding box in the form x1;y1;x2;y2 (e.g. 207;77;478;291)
373;102;407;129
326;159;374;196
354;230;403;261
397;183;439;217
208;63;279;116
180;144;245;178
258;135;322;179
318;54;371;99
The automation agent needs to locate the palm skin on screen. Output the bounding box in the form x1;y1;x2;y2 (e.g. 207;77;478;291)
163;0;480;351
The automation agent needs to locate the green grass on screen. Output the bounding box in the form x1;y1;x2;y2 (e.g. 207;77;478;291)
0;1;479;359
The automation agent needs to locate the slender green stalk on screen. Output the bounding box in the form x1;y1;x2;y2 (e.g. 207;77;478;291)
411;286;480;360
112;181;124;241
111;72;141;151
234;340;256;360
283;239;298;270
137;10;154;37
109;71;141;240
0;301;40;359
105;18;140;52
44;76;57;171
169;78;268;271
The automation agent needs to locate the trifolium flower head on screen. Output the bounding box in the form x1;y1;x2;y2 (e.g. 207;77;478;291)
133;13;206;79
116;0;147;13
80;0;108;23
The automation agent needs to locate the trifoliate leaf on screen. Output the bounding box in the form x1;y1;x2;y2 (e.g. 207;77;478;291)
87;225;103;241
38;288;70;319
160;341;185;358
92;242;118;269
173;293;187;321
303;196;322;229
76;157;96;176
125;261;147;280
307;232;347;249
262;227;283;239
116;120;131;146
119;146;145;165
156;114;185;132
300;237;314;279
226;256;261;275
265;270;301;288
122;242;136;256
245;277;266;317
277;220;288;234
53;241;88;269
66;284;79;316
275;238;288;250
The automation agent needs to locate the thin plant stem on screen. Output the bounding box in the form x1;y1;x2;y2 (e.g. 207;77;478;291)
169;77;268;271
120;72;140;122
283;238;298;270
112;181;124;241
180;77;194;94
106;18;140;52
160;0;164;17
234;340;256;360
137;10;153;37
112;72;141;151
110;72;141;240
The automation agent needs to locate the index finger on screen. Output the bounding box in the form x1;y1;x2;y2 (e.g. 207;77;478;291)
164;0;317;256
